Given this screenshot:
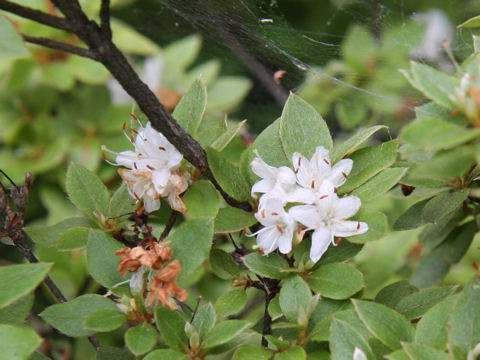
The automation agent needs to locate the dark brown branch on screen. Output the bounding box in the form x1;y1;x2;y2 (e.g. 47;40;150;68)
159;210;178;240
22;34;98;59
261;292;274;347
99;0;111;40
0;0;74;32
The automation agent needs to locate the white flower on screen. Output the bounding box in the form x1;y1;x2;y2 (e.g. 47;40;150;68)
353;347;367;360
293;146;353;193
250;154;297;203
249;198;296;255
290;189;368;263
104;121;188;213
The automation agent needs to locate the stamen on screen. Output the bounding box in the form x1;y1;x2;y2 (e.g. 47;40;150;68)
243;226;247;234
356;222;360;230
311;180;315;188
319;194;328;199
261;209;266;218
122;121;127;131
134;162;138;170
334;187;338;193
131;202;137;206
146;165;155;170
276;225;283;233
130;113;138;121
295;168;299;174
258;248;264;255
271;212;279;216
473;261;479;271
130;128;138;135
158;146;166;151
323;158;330;165
133;192;141;201
154;194;162;200
342;172;348;178
129;135;135;143
298;157;302;167
336;237;343;245
102;151;107;160
136;205;145;216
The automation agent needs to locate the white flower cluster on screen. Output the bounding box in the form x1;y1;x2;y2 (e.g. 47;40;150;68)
250;146;368;263
103;121;189;213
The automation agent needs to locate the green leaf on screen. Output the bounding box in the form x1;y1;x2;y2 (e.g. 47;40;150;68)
329;312;374;360
352;299;414;350
125;324;157;356
279;275;311;323
450;274;480;352
66;163;109;219
202;320;251;349
65;56;109;85
393;199;430;231
207;76;252;111
41;63;74;90
419;208;463;253
108;183;134;218
458;15;480;28
110;18;161;55
163;34;202;72
233;345;274;360
316;239;363;266
384;349;410;360
143;349;189;360
277;347;306;360
0;263;52;309
340;140;398;193
307;263;364;299
167;218;214;283
350;167;407;201
86;230;127;294
215;288;247;316
402;343;448;360
0;324;42;360
172;78;207;136
349;209;387;243
155;306;187;351
24;217;92;247
40;294;118;337
411;222;476;288
0;15;29;59
211;120;247;152
214;205;256;233
401;118;480;151
395;286;457;320
242;252;290;279
209;249;241;280
422;189;469;223
341;24;376;72
186;59;221;86
408;61;459;109
415;295;458;350
96;347;134;360
331;125;388;163
84;309;126;332
268;296;282;321
192;303;216;340
57;227;90;251
206;147;251;201
409;146;475;181
183;180;220;219
0;294;33;325
374;281;418;309
280;93;332;160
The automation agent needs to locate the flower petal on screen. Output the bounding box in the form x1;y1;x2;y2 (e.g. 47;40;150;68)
251;179;275;197
277;228;293;254
310;227;333;262
289;205;320;229
251;156;277;179
256;227;279;255
332;195;362;220
332;220;368;237
292;152;313;188
328;159;353;187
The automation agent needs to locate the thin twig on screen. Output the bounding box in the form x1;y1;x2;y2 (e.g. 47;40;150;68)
261;292;274;347
0;0;74;32
159;210;178;240
22;34;98;59
99;0;111;40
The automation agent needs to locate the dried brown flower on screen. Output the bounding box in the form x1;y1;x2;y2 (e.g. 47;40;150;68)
148;259;187;310
115;241;173;276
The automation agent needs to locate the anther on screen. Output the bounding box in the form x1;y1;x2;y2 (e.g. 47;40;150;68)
130;113;138;121
146;165;155;170
130;128;138;134
271;212;278;216
136;206;145;216
133;162;138;170
334;187;338;193
342;172;348;178
336;237;343;245
295;168;299;174
158;146;166;151
323;158;330;165
357;222;360;230
473;261;479;271
133;192;141;201
261;210;266;218
319;194;328;199
298;157;302;166
102;151;107;160
311;180;315;188
122;121;127;131
276;225;283;233
129;135;135;143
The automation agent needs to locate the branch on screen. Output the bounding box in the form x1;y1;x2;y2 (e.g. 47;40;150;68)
0;0;74;32
99;0;111;40
22;34;98;59
159;210;178;240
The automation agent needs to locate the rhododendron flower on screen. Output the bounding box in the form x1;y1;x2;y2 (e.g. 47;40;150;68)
292;146;353;192
103;121;189;213
249;197;296;255
250;154;297;203
290;192;368;262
